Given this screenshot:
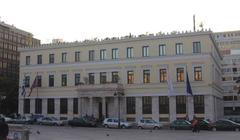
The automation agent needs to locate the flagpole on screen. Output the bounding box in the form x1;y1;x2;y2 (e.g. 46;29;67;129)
186;65;189;120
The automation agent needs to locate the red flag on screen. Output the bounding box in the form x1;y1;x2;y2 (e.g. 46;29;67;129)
28;76;37;97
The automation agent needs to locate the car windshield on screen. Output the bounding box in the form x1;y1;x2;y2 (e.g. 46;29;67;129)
146;120;155;123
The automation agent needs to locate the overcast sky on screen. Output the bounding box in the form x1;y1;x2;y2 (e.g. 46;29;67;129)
1;0;240;43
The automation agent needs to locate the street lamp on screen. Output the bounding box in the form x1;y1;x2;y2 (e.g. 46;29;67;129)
114;91;124;129
0;94;6;114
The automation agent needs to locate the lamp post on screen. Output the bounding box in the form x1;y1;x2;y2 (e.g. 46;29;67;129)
114;91;124;129
0;94;6;114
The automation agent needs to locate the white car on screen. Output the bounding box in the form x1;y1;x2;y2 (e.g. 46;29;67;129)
103;118;133;128
137;119;163;129
38;117;64;126
0;114;12;123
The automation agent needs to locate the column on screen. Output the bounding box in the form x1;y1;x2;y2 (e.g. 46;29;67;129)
102;97;106;118
42;99;48;116
152;96;159;122
122;97;127;120
114;96;118;117
169;96;176;122
107;72;112;83
78;98;82;117
30;98;35;114
95;73;100;84
136;96;142;122
55;98;60;118
68;98;73;119
187;96;194;120
18;99;24;115
204;95;215;122
89;97;93;116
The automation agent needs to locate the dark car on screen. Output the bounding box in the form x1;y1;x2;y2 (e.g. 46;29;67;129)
228;117;240;124
198;120;213;130
170;120;192;130
212;119;240;131
68;117;97;127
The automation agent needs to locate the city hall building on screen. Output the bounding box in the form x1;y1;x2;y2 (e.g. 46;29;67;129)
18;30;223;122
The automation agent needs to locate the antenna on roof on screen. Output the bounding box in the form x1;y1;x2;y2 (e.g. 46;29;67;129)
193;14;196;32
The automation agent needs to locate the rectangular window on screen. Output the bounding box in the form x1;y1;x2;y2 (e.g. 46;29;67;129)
176;96;186;114
194;95;204;114
127;71;134;84
193;42;201;53
142;96;152;114
100;72;107;84
49;54;54;64
112;48;119;59
159;96;169;114
47;98;55;114
49;75;54;87
60;98;68;114
75;51;80;62
159;44;166;56
89;50;95;61
37;55;42;64
24;99;30;114
112;71;119;83
177;68;184;82
35;99;42;114
142;46;149;57
143;70;150;83
100;49;107;60
194;67;202;81
61;74;67;86
75;73;81;86
62;52;67;63
159;69;167;82
26;56;30;65
127;47;133;58
89;73;95;84
175;43;183;55
36;75;42;87
126;97;136;114
25;76;30;87
73;98;78;114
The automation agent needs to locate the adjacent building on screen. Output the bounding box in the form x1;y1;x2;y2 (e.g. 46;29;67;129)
18;30;223;122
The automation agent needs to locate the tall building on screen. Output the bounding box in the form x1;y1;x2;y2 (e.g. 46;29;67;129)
0;21;40;79
214;31;240;117
18;30;223;122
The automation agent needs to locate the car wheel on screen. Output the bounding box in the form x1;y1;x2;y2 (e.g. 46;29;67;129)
138;126;143;129
153;126;160;130
121;125;126;129
235;128;239;131
104;124;109;128
212;127;217;131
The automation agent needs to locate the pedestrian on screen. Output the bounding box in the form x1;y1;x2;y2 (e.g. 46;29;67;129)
0;118;9;140
191;118;198;133
196;120;200;133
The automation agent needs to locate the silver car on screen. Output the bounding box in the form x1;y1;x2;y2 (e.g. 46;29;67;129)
137;119;163;129
103;118;133;128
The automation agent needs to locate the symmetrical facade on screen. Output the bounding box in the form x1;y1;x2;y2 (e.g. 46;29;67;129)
18;30;223;122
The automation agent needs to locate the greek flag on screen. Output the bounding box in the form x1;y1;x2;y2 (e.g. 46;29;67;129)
186;71;193;95
21;78;26;97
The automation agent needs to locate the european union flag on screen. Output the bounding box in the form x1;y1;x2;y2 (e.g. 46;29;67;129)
186;71;193;95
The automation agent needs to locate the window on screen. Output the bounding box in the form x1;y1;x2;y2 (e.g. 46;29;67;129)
75;73;81;86
73;98;78;114
194;95;204;114
143;70;150;83
49;54;54;64
89;73;95;84
126;97;136;114
177;68;184;82
100;49;107;60
37;55;42;64
89;50;95;61
112;72;119;83
26;56;30;65
127;47;133;58
100;72;107;84
62;52;67;63
159;69;167;82
142;96;152;114
61;74;67;86
127;71;134;84
60;98;68;114
25;76;30;87
193;42;201;53
142;46;149;57
159;96;169;114
35;99;42;114
112;48;119;59
175;43;183;55
159;44;166;56
24;99;30;114
194;67;202;81
36;75;42;87
75;51;80;62
176;96;186;114
47;98;55;114
49;75;54;87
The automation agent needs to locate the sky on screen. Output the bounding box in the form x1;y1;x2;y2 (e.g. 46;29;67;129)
1;0;240;43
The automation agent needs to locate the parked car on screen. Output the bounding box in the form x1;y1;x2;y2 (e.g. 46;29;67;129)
8;116;34;124
212;119;240;131
170;120;192;130
228;117;240;124
38;117;64;126
68;117;97;127
197;119;213;130
0;114;12;123
137;119;163;129
103;118;133;128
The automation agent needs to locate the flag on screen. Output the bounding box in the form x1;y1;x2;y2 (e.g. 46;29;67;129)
167;69;174;96
28;76;37;97
21;78;26;97
186;71;193;95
